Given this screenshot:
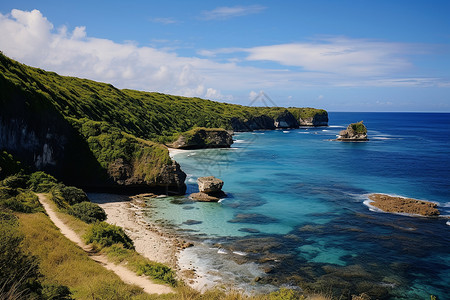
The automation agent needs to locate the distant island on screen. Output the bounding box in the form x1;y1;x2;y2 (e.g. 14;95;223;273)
0;53;327;194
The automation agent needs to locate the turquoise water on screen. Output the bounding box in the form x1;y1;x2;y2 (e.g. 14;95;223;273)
145;112;450;299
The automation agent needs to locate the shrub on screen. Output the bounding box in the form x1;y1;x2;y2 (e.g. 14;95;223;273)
27;171;58;192
1;173;29;189
269;288;303;300
69;201;106;223
58;185;89;205
0;151;24;180
84;221;134;249
0;189;42;213
49;184;89;208
134;261;177;287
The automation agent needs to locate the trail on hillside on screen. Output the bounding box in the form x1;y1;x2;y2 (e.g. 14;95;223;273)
36;193;174;295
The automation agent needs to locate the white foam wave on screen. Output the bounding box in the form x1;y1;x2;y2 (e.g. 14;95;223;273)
442;202;450;208
322;129;329;131
233;139;247;143
218;198;225;203
447;221;450;226
298;132;309;134
232;251;247;256
329;125;345;128
217;248;228;254
283;131;290;133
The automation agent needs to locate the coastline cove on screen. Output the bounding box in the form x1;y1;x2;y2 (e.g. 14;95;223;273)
95;112;449;300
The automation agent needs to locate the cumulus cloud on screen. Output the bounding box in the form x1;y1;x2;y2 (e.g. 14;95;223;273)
201;5;266;20
0;9;446;105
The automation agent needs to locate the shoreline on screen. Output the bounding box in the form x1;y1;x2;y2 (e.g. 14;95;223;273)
90;193;206;289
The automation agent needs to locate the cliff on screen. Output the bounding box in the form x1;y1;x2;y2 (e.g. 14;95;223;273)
169;128;233;149
0;53;327;193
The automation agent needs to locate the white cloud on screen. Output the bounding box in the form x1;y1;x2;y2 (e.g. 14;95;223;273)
150;17;178;24
0;9;447;106
201;5;266;20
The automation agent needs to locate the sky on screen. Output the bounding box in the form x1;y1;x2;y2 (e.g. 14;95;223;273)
0;0;449;112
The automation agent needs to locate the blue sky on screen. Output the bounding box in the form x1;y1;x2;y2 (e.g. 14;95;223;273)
1;0;449;111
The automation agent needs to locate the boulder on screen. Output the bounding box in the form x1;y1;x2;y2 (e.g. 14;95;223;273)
337;121;368;141
197;176;224;193
190;176;226;202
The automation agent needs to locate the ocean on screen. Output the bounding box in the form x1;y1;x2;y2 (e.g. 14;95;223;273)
145;112;450;299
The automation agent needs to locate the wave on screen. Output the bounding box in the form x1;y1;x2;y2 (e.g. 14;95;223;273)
232;251;247;256
329;125;345;128
217;248;228;254
447;221;450;226
233;139;247;143
283;131;290;133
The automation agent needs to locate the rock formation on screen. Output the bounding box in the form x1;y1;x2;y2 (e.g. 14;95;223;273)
274;110;299;128
299;112;329;126
190;176;226;202
170;128;233;149
230;116;276;132
337;121;368;141
368;194;440;217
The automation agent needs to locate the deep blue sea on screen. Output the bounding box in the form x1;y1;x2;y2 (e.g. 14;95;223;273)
145;112;450;299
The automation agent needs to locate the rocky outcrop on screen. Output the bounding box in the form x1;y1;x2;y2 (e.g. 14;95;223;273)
274;110;299;128
368;194;440;217
197;176;224;193
170;128;233;149
190;176;226;202
231;116;275;132
299;112;329;126
337;121;368;141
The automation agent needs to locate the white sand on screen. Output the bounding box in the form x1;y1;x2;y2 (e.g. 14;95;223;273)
92;194;210;290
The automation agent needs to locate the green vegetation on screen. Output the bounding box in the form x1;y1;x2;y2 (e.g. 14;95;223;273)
0;151;24;180
28;171;58;192
68;201;107;223
289;107;328;120
84;221;134;249
18;212;149;300
106;244;177;287
350;121;367;134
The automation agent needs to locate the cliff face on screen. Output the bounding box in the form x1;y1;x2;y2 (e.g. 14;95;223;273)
299;112;329;126
170;128;233;149
0;66;186;194
274;110;299;128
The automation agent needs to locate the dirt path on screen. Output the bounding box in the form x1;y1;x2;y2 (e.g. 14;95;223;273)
37;194;174;295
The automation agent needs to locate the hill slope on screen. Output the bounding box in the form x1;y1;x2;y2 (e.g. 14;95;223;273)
0;53;327;193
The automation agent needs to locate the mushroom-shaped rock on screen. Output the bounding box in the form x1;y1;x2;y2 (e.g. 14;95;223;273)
190;176;226;202
197;176;224;193
337;121;368;141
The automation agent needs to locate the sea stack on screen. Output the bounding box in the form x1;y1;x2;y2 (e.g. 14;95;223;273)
190;176;226;202
337;121;368;141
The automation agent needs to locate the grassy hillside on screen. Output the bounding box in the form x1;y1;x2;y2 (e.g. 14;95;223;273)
0;53;326;190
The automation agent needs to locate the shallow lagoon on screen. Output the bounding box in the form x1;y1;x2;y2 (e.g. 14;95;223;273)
145;112;450;299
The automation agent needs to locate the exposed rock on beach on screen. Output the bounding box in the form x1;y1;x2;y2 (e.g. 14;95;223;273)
367;193;440;217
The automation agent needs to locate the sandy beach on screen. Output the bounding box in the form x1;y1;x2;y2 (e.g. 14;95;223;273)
91;193;206;289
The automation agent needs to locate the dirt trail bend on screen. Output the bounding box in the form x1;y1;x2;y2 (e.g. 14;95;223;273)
37;193;174;295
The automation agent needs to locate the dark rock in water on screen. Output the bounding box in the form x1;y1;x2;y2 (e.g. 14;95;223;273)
337;121;368;141
169;128;233;149
238;227;261;234
197;176;224;193
182;206;195;210
274;110;299;129
182;219;203;225
228;213;279;224
190;191;225;202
